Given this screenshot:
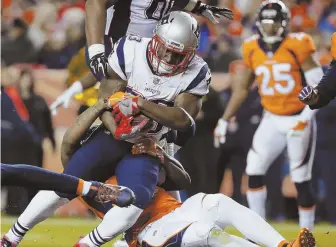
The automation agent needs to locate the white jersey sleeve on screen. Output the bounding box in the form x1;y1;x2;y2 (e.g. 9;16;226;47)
108;35;139;80
183;58;211;97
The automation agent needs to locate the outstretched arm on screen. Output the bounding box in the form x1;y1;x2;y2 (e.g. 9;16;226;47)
61;99;110;166
137;93;202;131
85;0;118;46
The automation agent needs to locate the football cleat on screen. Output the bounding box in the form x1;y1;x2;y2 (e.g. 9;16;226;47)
1;236;17;247
288;228;316;247
88;182;136;207
73;237;89;247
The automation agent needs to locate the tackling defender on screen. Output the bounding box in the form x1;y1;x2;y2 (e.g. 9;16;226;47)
84;139;315;247
214;0;323;230
73;138;315;247
3;12;210;247
299;32;336;108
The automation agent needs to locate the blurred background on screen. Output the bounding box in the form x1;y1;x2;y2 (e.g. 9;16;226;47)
1;0;336;245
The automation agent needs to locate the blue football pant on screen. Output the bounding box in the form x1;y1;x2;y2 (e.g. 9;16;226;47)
60;128;160;210
1;163;83;195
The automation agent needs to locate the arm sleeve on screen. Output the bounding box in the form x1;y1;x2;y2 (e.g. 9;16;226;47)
185;64;211;97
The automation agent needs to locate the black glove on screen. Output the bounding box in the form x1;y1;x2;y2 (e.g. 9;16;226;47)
191;1;234;23
89;52;109;81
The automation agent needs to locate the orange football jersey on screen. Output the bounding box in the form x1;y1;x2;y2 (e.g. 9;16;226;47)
242;33;316;115
103;177;182;247
331;33;336;60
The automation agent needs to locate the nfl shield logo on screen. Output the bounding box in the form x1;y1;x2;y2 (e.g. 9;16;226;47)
153;77;161;84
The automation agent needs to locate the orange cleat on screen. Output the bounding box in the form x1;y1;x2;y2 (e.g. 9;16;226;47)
288;228;316;247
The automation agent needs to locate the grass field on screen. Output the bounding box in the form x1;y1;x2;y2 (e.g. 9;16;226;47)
1;215;336;247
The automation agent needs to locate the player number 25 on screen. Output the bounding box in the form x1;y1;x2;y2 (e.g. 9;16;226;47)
256;63;295;95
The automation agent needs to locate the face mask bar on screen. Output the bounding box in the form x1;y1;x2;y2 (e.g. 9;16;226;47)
257;19;286;44
148;34;195;76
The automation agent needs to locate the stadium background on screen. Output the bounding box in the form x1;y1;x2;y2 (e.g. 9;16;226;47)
1;0;336;246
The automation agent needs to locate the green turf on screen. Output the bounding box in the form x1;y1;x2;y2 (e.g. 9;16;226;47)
1;215;335;247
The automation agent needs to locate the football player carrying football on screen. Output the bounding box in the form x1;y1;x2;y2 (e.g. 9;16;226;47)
214;0;323;230
50;0;233;114
3;12;211;247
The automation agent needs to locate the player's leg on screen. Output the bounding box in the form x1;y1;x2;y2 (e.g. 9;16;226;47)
79;154;160;247
245;113;287;218
287;118;317;230
182;223;259;247
140;219;258;247
2;163;96;197
202;194;315;247
3;129;132;246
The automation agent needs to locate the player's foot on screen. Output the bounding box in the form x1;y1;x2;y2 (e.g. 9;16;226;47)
73;237;89;247
288;228;316;247
1;236;17;247
88;182;136;207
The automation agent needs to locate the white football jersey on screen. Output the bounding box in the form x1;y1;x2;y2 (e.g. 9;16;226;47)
105;0;175;41
108;35;211;142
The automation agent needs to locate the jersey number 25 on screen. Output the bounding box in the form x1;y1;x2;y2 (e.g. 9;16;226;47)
256;63;295;95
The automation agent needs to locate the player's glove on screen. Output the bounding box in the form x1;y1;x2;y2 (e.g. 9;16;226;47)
50;81;83;115
112;95;140;122
214;119;228;148
88;44;109;80
298;86;319;106
114;115;150;140
132;138;165;164
191;1;234;24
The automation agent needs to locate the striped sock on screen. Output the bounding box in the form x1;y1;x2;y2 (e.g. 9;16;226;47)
80;228;108;247
6;220;29;244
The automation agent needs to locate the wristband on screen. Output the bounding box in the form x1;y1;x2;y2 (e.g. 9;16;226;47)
88;44;105;59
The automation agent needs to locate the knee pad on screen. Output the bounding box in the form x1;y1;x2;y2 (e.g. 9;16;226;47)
183;222;216;247
246;149;268;176
248;175;265;189
295;181;315;208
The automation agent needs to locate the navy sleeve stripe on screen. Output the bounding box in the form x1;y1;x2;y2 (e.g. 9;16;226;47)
117;36;127;78
185;64;209;92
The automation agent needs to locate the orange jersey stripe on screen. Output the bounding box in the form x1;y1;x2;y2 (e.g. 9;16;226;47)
76;179;85;196
331;33;336;60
